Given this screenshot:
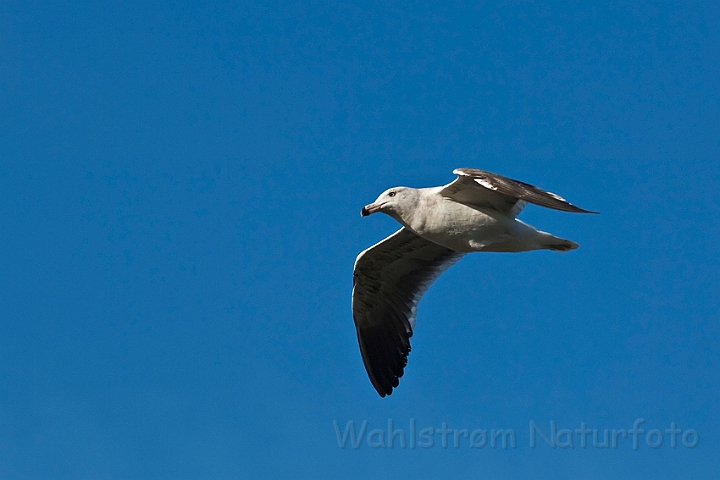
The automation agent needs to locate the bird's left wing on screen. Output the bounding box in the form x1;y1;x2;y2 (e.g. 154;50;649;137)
352;227;464;397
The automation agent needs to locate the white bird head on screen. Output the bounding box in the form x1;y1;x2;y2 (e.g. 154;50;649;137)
361;186;418;220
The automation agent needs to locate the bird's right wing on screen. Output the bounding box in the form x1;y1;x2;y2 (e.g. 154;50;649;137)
352;227;464;397
439;168;598;216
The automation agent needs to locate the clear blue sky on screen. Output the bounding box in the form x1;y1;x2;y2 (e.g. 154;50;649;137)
2;1;719;478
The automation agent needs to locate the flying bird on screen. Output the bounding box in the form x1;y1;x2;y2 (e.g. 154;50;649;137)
352;168;597;397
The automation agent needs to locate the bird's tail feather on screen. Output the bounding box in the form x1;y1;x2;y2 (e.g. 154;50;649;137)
541;234;578;252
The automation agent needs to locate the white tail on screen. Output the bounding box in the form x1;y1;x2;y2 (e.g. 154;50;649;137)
539;233;578;252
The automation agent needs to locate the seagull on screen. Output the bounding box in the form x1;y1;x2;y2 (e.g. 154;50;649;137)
353;168;597;397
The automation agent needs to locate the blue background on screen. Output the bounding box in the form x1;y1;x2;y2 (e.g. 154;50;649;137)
2;1;719;478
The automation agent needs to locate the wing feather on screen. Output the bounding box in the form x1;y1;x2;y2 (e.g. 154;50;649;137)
352;228;464;397
439;168;598;216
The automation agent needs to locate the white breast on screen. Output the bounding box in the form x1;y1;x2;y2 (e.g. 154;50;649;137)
405;196;514;253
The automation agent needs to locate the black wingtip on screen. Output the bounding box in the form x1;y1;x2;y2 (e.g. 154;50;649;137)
573;207;600;215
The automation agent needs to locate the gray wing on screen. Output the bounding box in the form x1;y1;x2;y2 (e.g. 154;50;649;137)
352;228;464;397
439;168;598;216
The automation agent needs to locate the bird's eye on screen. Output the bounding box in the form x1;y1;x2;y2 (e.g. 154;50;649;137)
388;191;396;197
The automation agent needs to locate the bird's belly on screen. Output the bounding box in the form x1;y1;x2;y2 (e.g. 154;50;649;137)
410;204;513;253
